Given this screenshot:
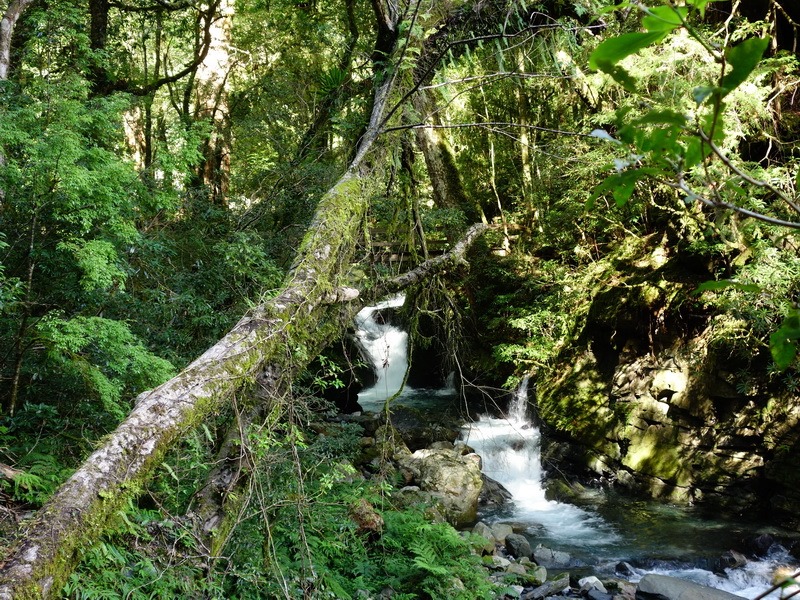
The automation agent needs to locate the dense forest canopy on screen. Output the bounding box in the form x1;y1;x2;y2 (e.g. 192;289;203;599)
0;0;799;597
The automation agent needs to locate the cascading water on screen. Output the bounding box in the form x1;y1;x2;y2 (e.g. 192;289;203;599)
355;295;409;409
461;378;798;599
353;301;799;598
461;377;620;551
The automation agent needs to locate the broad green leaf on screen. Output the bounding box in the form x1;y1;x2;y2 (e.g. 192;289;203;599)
636;109;688;128
642;6;688;33
693;280;761;294
595;61;639;93
589;32;666;70
771;311;800;370
720;37;770;96
692;85;717;105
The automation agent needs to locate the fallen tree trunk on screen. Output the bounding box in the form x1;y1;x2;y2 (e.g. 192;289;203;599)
0;2;516;595
190;222;490;556
0;66;396;600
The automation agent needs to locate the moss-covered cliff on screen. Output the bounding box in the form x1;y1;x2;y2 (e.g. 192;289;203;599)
463;229;800;527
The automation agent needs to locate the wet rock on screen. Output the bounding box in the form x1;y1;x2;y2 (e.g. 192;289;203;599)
491;522;514;545
521;572;570;599
743;533;774;557
397;448;482;527
636;573;746;599
616;561;636;577
480;475;513;507
506;533;533;559
579;575;607;594
714;549;747;573
533;544;571;568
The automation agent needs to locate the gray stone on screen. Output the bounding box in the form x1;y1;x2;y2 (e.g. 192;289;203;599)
636;574;746;599
532;544;571;568
491;556;511;569
490;522;514;545
586;590;614;600
506;562;528;576
580;575;608;594
521;572;570;599
505;533;533;559
397;448;482;527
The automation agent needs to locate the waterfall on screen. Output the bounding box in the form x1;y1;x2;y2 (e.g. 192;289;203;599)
355;295;409;408
461;377;618;548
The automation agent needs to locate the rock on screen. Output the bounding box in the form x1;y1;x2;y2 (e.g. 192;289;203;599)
397;448;483;527
491;556;511;569
507;562;528;576
526;564;547;585
505;533;533;559
472;520;494;540
491;522;514;545
521;572;570;599
580;575;608;594
715;549;747;573
480;475;514;507
587;590;614;600
743;533;774;557
533;544;571;568
349;498;384;535
616;562;636;577
471;521;496;554
636;574;746;599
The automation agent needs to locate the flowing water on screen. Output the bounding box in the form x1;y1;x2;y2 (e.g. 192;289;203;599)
355;299;800;599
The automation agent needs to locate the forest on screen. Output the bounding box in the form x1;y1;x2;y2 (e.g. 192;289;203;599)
1;0;800;597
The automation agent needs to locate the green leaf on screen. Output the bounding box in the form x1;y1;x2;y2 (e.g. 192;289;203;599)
720;37;770;96
771;311;800;370
693;280;761;295
636;109;688;128
589;31;667;70
642;6;688;33
685;0;718;18
595;61;639;92
692;85;717;105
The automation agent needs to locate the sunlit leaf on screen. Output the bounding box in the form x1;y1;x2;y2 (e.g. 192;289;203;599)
642;6;688;33
721;37;770;97
589;32;666;70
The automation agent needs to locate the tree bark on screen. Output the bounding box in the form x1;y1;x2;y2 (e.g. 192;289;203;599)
0;0;31;80
0;62;397;599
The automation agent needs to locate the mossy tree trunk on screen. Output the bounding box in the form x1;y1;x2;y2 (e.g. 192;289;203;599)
0;65;395;600
0;2;505;596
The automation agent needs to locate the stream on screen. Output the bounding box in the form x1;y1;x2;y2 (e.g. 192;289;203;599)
354;297;800;599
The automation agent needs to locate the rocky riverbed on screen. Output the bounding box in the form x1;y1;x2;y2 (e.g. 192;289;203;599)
341;409;800;600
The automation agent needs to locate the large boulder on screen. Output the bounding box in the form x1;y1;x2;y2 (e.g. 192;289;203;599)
505;533;532;560
398;448;483;526
636;574;746;600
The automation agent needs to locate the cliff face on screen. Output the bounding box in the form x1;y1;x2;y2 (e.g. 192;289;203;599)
532;253;800;527
465;231;800;527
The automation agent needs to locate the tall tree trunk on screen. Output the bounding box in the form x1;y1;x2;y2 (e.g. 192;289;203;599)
0;0;31;80
411;89;481;222
193;0;233;205
0;3;407;592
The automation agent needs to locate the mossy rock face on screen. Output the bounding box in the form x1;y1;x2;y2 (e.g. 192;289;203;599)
508;240;800;521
